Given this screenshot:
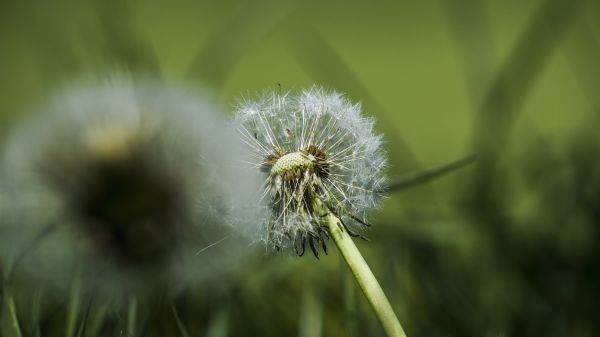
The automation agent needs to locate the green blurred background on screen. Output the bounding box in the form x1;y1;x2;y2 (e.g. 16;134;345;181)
1;0;600;336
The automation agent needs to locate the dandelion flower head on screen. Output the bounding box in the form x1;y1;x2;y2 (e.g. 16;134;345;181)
235;86;386;255
1;75;255;292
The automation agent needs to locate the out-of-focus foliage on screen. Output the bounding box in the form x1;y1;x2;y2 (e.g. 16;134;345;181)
1;0;599;336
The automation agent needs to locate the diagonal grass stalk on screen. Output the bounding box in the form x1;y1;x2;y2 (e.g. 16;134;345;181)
171;304;192;337
323;212;407;337
127;297;138;337
6;292;24;337
381;155;476;193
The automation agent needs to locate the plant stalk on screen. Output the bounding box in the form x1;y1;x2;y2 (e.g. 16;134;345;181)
323;213;407;337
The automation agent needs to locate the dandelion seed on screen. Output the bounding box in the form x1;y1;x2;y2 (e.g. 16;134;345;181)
234;86;386;256
195;234;231;256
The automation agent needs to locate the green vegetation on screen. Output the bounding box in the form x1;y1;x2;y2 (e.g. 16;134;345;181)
1;0;599;336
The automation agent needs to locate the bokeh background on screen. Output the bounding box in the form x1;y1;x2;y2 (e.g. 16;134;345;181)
1;0;600;336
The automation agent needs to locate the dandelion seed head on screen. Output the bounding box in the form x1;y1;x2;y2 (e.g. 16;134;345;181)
1;75;257;294
234;86;386;253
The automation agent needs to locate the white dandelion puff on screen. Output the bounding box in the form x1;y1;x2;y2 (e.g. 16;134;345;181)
0;75;257;294
234;86;406;337
234;86;387;256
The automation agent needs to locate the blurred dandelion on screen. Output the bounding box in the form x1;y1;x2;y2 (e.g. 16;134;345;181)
235;86;406;337
1;75;256;295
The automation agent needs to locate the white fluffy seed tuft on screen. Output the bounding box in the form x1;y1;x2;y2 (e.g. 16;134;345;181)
234;86;387;253
0;75;259;294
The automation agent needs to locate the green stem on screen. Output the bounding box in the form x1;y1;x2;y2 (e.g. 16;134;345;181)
127;296;138;337
323;213;407;337
6;293;24;337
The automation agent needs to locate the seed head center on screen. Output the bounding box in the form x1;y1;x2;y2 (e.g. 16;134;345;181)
271;151;315;176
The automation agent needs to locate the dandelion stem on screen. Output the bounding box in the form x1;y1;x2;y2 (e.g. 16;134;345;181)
323;213;407;337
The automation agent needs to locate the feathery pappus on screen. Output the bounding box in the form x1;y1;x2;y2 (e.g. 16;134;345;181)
1;75;257;294
234;86;386;257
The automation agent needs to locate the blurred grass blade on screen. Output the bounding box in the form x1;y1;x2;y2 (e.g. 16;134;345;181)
473;0;582;152
286;26;419;171
32;288;43;337
298;287;323;337
205;304;230;337
342;266;358;337
171;304;191;337
86;302;110;337
127;297;138;337
381;155;477;193
565;8;600;107
93;0;160;73
466;0;583;243
66;270;83;337
6;292;24;337
442;0;495;102
75;298;93;337
6;221;59;281
187;0;300;89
